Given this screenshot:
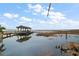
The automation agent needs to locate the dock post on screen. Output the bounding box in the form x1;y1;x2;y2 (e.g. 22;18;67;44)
66;31;67;39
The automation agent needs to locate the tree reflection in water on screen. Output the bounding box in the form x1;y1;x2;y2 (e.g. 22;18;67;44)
16;35;31;42
0;39;6;55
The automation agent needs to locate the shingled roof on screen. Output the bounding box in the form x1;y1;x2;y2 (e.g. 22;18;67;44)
16;25;31;29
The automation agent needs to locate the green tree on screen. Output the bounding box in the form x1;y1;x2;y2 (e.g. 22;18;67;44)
0;25;5;33
0;25;5;38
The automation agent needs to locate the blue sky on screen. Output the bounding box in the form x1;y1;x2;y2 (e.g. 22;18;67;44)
0;3;79;30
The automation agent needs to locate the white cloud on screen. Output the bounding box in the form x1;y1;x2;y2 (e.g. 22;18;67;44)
61;19;79;29
20;16;32;22
46;6;54;11
41;9;48;16
0;22;9;28
3;13;13;18
38;19;56;25
32;13;37;15
28;4;32;9
1;4;79;29
0;22;7;26
18;21;26;25
28;4;43;13
33;4;43;13
39;20;46;24
42;9;65;19
3;13;19;19
13;14;19;18
42;10;57;17
62;19;79;25
36;12;79;29
42;8;66;24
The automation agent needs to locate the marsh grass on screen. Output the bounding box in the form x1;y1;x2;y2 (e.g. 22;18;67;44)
36;30;79;37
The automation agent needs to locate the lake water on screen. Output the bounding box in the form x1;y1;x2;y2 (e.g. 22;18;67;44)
0;33;79;56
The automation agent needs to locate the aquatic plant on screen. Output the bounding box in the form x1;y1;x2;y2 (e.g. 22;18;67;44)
56;42;79;56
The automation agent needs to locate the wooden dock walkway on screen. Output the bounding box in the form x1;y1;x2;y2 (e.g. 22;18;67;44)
1;32;15;39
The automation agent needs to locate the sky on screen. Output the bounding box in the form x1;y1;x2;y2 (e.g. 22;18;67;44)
0;3;79;30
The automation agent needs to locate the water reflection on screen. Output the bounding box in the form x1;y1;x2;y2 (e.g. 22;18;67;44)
0;33;79;56
0;39;6;55
16;35;31;42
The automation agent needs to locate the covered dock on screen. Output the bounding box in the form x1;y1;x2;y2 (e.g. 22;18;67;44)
16;25;32;35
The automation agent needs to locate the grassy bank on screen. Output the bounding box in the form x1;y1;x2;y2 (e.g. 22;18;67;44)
36;30;79;37
56;42;79;56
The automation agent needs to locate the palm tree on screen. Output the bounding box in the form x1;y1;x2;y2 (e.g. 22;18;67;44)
0;25;6;55
47;3;51;16
0;25;5;39
0;25;5;33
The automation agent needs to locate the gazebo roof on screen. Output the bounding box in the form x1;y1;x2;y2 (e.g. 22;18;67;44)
16;25;31;29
